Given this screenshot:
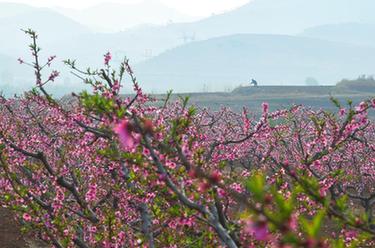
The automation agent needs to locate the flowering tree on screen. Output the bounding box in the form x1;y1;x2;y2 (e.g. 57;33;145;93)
0;30;375;247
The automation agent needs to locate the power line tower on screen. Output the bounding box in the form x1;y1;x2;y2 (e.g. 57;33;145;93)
144;49;153;60
180;32;196;44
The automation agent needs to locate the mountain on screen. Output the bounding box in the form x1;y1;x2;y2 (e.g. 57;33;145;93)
0;51;86;97
0;53;16;82
117;0;375;41
65;0;375;64
3;0;375;95
300;23;375;47
190;0;375;36
134;34;375;93
5;0;375;65
0;5;93;95
56;0;195;32
0;53;31;95
0;2;35;18
0;6;91;58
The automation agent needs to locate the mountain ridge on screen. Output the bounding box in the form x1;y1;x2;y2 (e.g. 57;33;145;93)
55;0;195;32
134;33;375;93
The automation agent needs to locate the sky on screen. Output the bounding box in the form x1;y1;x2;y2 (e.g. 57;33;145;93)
0;0;251;17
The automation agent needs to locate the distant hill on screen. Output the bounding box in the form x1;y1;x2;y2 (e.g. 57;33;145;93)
0;6;91;58
65;0;375;63
300;23;375;47
0;2;35;18
0;53;32;95
0;53;16;80
134;34;375;93
118;0;375;43
197;0;375;35
4;0;375;64
3;0;375;95
0;4;97;95
56;0;195;32
0;53;21;80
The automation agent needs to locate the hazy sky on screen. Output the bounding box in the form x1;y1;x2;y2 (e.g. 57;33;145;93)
0;0;251;17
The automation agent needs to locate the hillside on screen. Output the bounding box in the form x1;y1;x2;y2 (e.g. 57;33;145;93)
0;7;91;58
56;0;194;32
36;0;375;65
300;23;375;47
0;53;30;95
193;0;375;36
0;2;35;18
3;0;375;66
0;5;94;95
80;0;375;61
2;1;375;95
134;34;375;93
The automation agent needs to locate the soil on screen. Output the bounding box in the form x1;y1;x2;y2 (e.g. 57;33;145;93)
0;208;46;248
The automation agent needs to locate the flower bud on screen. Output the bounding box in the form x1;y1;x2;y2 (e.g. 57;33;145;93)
143;119;154;134
209;171;221;184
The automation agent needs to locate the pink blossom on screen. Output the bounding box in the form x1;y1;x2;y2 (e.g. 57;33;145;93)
112;80;121;93
312;160;322;169
230;182;244;193
339;108;346;117
104;52;112;65
198;181;210;192
355;101;368;112
166;160;177;169
245;218;269;241
90;226;97;233
23;213;32;222
48;70;60;82
85;183;98;202
143;148;151;156
181;144;191;158
209;170;221;184
262;102;269;114
113;119;136;149
47;55;56;66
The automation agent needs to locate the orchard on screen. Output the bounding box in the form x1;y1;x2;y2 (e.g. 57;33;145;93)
0;30;375;247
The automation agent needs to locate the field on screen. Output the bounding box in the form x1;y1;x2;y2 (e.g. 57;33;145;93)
161;85;375;116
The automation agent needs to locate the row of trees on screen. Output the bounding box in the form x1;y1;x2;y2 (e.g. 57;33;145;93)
337;75;375;91
0;30;375;247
